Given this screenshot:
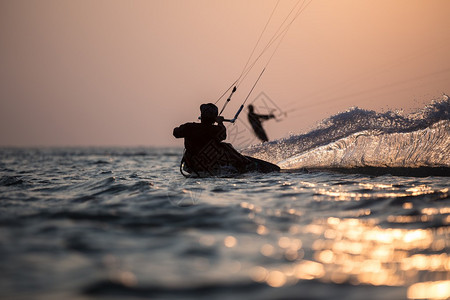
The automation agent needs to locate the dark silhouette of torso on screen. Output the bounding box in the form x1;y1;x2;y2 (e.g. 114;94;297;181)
173;122;226;156
247;109;273;142
173;121;251;174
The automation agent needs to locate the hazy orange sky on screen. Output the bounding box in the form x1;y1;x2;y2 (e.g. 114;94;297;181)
1;0;449;147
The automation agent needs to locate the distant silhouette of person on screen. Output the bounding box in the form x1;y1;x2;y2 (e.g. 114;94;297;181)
173;103;250;174
247;104;275;142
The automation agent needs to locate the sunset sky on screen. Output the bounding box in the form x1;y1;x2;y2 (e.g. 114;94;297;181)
1;0;449;147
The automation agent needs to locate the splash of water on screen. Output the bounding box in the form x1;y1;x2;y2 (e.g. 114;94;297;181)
243;95;450;169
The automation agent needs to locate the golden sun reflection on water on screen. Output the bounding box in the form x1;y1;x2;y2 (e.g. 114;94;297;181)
407;280;450;299
313;184;448;202
247;215;449;299
307;218;449;287
239;180;449;299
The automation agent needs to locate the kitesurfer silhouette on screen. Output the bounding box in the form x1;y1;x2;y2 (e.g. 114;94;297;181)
173;103;251;175
173;103;226;156
247;104;275;142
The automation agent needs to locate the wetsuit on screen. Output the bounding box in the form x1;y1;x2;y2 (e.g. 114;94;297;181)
173;122;226;156
173;122;250;174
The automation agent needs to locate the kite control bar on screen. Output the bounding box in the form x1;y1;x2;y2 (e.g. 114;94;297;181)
222;104;244;123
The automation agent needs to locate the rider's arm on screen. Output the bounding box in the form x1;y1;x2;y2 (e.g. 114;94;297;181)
258;113;275;120
216;116;227;141
173;124;187;138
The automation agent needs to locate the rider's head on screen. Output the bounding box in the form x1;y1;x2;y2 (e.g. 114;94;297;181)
248;104;254;113
200;103;218;124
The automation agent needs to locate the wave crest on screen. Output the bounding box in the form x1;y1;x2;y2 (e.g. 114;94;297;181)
243;95;450;169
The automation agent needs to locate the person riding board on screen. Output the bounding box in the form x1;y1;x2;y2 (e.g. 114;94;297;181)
173;103;251;175
247;104;275;142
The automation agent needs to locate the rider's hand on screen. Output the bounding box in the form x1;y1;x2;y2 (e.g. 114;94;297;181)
216;116;225;124
270;114;275;119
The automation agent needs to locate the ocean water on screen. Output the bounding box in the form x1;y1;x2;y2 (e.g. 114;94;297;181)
1;98;449;300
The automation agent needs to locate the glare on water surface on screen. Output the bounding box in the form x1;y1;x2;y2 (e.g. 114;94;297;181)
1;148;449;300
234;180;450;300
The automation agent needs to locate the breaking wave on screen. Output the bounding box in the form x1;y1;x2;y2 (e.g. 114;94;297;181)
243;95;450;169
